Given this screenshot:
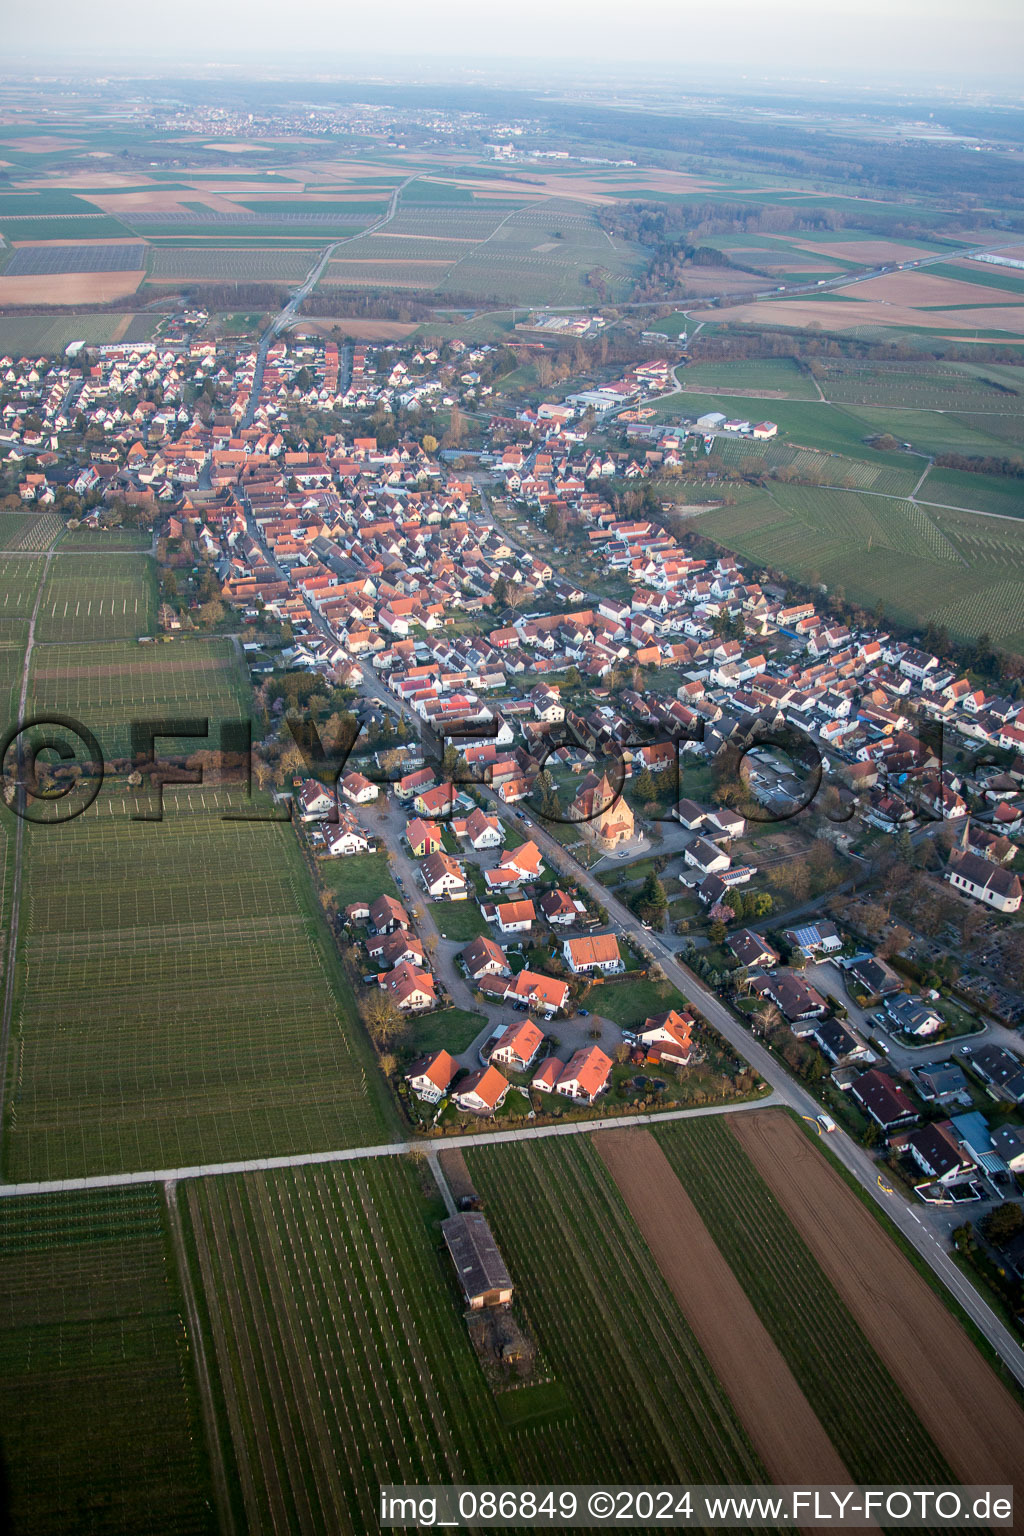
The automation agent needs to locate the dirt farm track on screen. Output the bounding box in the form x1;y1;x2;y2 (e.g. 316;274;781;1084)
731;1111;1024;1492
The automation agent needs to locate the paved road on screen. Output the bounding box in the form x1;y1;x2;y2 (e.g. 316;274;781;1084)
0;1092;779;1198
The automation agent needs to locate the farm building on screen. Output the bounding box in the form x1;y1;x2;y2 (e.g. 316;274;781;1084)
441;1212;514;1310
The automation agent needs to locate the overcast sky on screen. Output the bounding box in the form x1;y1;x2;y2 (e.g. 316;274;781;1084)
7;0;1024;88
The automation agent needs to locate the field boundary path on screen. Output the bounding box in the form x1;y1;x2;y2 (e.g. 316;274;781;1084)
0;541;57;1167
0;1092;778;1197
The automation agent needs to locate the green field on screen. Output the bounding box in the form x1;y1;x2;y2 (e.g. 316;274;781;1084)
676;357;819;398
0;554;44;637
26;636;248;760
918;465;1024;518
0;1186;215;1535
184;1159;517;1533
698;483;1024;652
655;1119;951;1483
59;525;154;551
35;553;156;643
4;787;394;1180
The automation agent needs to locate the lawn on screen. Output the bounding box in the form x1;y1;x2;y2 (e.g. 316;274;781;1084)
321;849;399;907
676;356;819;399
918;465;1024;519
655;1118;953;1484
432;900;489;942
589;974;688;1030
4;786;396;1181
406;1006;487;1055
0;1186;216;1535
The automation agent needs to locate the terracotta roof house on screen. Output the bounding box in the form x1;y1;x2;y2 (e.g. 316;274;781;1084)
405;816;444;858
367;930;427;970
461;934;511;982
490;898;533;936
561;932;623;975
420;851;469;900
406;1049;458;1103
339;770;378;804
637;1010;693;1065
531;1056;563;1093
490;1018;544;1073
297;779;335;820
383;961;437;1012
539;888;583;925
453;1065;510;1116
495;840;544;881
369;894;411;933
508;969;569;1017
452;807;504;849
555;1045;612;1103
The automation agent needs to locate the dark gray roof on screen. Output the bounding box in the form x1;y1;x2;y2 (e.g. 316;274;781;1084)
441;1212;513;1301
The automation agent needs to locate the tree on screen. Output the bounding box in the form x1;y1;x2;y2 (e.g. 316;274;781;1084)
980;1202;1024;1248
422;434;438;454
378;1052;398;1079
365;992;406;1051
636;870;668;925
633;766;657;804
880;925;911;960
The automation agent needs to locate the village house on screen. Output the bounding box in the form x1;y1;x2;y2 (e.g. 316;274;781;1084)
461;934;511;982
554;1044;613;1103
420;851;470;900
851;1069;919;1133
636;1010;694;1066
453;1064;511;1115
369;894;411;934
490;1017;545;1073
561;932;624;975
406;1049;458;1103
382;961;437;1012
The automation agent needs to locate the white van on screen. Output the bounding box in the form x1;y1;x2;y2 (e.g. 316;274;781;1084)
817;1113;837;1133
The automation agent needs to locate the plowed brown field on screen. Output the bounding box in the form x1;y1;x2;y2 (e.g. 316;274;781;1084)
731;1110;1024;1490
593;1128;867;1507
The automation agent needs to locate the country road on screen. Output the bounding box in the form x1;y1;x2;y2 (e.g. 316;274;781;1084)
242;174;418;429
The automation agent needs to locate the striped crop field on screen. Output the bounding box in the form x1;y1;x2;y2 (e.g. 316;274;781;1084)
0;1186;215;1535
4;786;394;1181
35;552;156;642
